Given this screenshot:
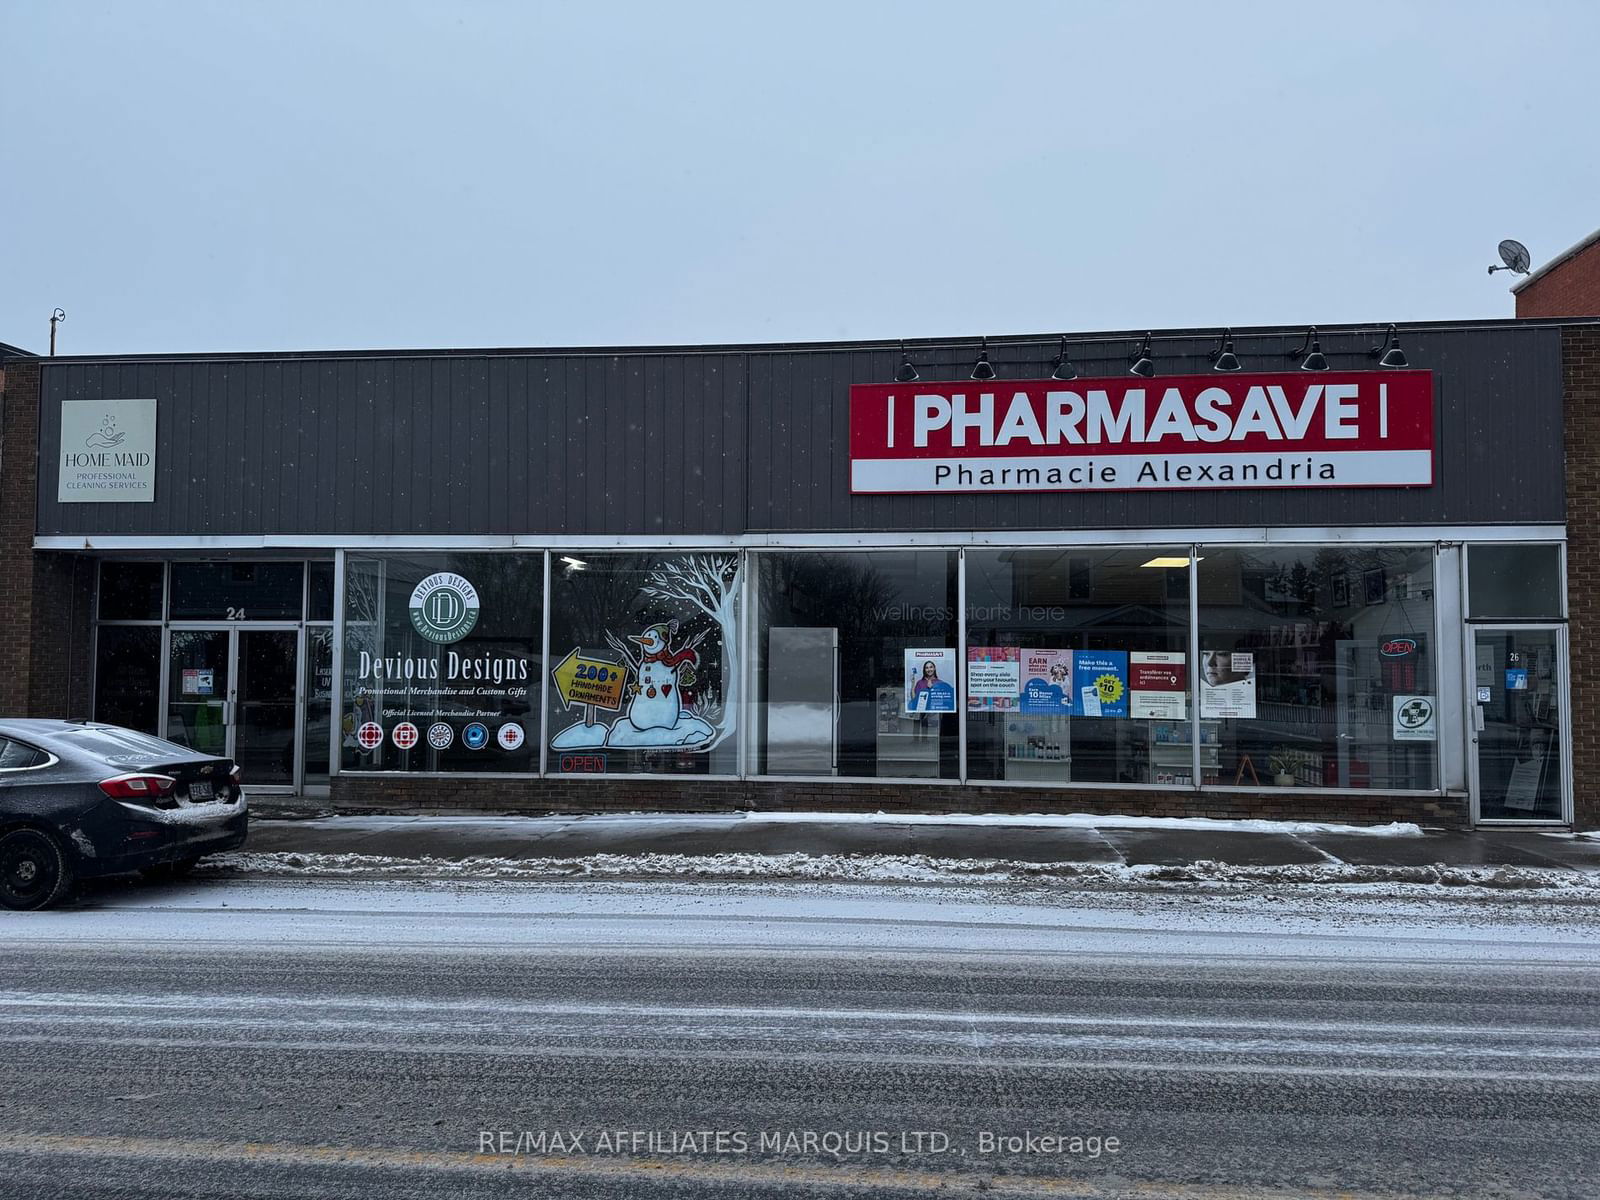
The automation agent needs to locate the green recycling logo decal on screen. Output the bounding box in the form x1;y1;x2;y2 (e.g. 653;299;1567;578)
409;572;480;644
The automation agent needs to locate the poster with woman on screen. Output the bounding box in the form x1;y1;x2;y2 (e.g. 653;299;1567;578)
1199;650;1257;718
903;648;957;713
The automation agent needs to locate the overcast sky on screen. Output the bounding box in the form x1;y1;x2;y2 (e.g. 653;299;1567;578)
4;1;1597;356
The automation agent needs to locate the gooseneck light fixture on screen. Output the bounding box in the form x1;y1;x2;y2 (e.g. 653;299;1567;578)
1128;333;1155;378
1049;336;1078;381
1288;326;1328;371
894;340;919;382
970;338;996;381
1369;324;1409;368
1208;329;1242;372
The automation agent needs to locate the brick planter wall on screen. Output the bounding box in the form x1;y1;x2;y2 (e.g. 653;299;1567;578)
330;774;1467;827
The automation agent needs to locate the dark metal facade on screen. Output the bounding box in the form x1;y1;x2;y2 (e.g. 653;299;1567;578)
35;325;1565;538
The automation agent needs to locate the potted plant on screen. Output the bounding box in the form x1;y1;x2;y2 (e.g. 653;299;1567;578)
1268;747;1296;787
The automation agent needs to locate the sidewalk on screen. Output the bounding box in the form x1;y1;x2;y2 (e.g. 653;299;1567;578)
239;811;1600;874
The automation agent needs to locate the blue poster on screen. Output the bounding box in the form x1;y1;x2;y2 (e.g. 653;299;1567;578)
1019;649;1074;714
1074;650;1129;718
1505;668;1529;691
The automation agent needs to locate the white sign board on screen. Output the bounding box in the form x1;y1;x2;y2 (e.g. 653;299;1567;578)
1392;695;1437;742
58;399;157;503
1199;650;1257;719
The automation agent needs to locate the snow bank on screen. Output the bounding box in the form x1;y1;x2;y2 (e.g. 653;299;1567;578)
202;849;1600;895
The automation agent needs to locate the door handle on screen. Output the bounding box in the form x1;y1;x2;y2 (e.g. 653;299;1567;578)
223;701;236;726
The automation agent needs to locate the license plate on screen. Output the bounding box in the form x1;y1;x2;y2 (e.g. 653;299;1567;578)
188;781;213;800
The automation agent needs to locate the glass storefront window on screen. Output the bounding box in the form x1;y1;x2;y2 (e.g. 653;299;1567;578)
1468;545;1562;620
965;548;1192;786
94;625;162;734
307;561;336;621
171;561;305;620
99;561;164;620
754;551;958;779
1197;546;1438;790
304;626;334;787
341;554;541;773
547;553;741;776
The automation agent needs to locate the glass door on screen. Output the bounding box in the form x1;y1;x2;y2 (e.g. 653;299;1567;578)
167;629;232;758
165;627;302;789
236;629;300;787
1470;626;1570;823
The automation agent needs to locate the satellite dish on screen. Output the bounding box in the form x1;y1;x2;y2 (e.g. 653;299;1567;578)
1488;238;1532;275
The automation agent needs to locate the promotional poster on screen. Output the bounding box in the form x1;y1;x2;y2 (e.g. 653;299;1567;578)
1019;649;1074;715
1130;651;1187;719
1074;650;1129;718
904;648;957;713
966;647;1020;711
1199;650;1257;718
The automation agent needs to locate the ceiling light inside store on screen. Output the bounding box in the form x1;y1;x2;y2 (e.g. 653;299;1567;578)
560;556;588;570
1140;556;1199;568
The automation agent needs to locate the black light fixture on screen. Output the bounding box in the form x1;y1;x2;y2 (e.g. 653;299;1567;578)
1369;324;1409;368
1049;336;1078;381
1288;326;1328;371
894;340;919;382
1209;328;1242;372
970;337;996;381
1128;332;1155;378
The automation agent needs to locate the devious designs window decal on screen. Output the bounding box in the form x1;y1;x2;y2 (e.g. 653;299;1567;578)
550;555;740;753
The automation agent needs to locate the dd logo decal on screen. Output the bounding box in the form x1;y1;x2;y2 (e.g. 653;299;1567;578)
408;572;480;644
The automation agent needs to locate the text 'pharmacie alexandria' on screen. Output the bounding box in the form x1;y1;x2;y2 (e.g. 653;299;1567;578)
847;371;1434;494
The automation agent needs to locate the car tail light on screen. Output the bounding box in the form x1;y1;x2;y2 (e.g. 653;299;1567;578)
99;773;178;800
229;765;243;786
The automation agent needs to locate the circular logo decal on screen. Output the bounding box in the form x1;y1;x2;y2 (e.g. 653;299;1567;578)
497;723;525;751
427;722;454;750
1397;697;1434;729
408;572;480;644
392;721;419;750
356;722;384;750
462;722;490;750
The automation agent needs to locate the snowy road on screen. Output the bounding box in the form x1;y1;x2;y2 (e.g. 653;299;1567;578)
2;878;1599;1198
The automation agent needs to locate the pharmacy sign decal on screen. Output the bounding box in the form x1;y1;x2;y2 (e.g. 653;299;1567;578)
849;371;1434;494
409;572;480;643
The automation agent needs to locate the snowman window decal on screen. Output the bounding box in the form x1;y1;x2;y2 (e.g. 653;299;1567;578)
549;554;740;754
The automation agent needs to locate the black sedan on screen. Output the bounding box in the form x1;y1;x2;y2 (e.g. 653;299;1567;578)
0;720;247;910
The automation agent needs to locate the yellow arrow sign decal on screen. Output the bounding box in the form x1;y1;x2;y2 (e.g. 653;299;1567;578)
551;648;627;712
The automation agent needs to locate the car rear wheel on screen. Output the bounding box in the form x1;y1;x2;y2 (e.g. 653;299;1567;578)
0;828;75;911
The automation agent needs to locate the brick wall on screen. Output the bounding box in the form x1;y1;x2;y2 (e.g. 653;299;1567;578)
331;774;1466;827
1565;325;1600;829
0;362;95;719
0;360;41;713
1517;239;1600;318
28;553;96;717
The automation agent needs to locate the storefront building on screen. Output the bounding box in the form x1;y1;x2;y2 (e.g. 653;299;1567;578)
1;318;1594;827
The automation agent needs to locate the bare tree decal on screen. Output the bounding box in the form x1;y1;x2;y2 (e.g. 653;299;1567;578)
639;554;741;750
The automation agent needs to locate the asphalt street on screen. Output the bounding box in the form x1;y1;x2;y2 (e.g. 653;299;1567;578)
1;877;1598;1199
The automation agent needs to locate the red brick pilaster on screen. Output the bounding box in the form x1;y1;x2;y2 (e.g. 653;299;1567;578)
0;360;41;714
1563;326;1600;829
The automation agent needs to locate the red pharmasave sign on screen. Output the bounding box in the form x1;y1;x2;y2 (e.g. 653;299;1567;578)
848;371;1434;494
